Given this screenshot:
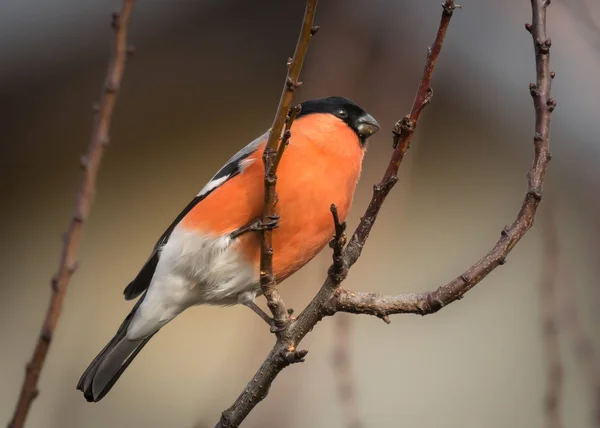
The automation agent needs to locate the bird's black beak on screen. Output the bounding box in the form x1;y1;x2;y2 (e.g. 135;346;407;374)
356;113;380;139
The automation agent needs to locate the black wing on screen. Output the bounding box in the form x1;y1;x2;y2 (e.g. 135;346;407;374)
122;131;267;300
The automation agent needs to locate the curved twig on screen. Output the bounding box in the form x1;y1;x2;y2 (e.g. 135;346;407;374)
7;2;135;427
331;0;554;321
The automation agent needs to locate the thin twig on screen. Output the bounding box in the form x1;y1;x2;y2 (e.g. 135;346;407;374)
273;105;301;171
329;204;348;284
7;2;135;427
332;315;362;428
215;3;457;427
540;210;563;428
331;0;554;320
259;0;319;331
344;0;460;259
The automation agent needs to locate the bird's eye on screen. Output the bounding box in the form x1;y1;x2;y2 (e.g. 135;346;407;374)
336;109;348;118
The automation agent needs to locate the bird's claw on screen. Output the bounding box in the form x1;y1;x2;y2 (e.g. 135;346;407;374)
243;301;295;333
231;215;279;240
269;315;296;333
250;215;279;233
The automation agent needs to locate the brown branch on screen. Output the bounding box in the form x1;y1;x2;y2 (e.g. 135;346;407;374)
216;0;557;425
7;2;135;427
331;0;554;321
540;210;563;428
329;203;348;283
273;105;301;171
215;3;458;427
259;0;319;331
339;2;460;272
332;315;362;428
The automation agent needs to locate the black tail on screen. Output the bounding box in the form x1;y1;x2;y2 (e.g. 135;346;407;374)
77;296;155;402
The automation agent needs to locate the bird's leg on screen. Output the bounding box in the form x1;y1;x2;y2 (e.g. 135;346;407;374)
243;301;274;326
242;301;294;333
230;215;279;240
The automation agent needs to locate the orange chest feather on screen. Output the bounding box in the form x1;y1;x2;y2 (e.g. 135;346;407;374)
181;121;364;280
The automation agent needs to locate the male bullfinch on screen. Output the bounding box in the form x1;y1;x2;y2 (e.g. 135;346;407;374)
77;96;380;402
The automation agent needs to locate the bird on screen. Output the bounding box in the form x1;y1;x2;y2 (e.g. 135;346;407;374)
77;95;380;402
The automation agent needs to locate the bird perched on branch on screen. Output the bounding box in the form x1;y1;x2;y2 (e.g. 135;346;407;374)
77;96;380;402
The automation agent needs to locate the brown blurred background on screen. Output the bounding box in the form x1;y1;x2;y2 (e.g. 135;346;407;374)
1;0;599;427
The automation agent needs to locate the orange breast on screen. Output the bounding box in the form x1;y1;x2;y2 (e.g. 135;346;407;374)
181;114;364;282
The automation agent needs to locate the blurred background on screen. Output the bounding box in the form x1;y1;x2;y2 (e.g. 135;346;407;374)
1;0;599;427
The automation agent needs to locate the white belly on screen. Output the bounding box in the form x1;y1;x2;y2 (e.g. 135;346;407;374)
126;226;258;340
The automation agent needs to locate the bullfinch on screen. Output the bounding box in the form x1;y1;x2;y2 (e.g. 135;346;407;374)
77;96;380;402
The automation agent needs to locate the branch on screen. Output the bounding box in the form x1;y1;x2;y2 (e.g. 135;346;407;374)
259;0;319;331
329;203;348;283
215;3;458;427
216;0;557;425
7;2;135;427
540;210;563;428
331;0;554;320
344;1;460;263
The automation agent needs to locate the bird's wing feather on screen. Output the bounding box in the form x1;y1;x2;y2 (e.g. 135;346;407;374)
122;130;268;300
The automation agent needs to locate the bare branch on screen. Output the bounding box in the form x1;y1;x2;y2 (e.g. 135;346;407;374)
345;1;460;265
7;2;136;427
273;105;301;171
215;0;556;425
540;210;563;428
259;0;319;331
328;203;348;284
215;3;457;427
331;0;554;320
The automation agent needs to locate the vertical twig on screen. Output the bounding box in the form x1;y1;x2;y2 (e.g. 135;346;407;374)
7;2;135;427
345;0;459;263
260;0;319;330
529;7;559;425
540;210;563;428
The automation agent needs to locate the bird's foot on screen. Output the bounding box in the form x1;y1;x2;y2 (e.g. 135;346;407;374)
230;215;279;240
269;311;296;333
243;301;294;333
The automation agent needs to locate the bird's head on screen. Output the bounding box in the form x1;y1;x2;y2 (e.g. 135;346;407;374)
296;96;380;147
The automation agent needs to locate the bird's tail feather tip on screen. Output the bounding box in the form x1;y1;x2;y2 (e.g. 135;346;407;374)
76;294;155;402
77;323;154;402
